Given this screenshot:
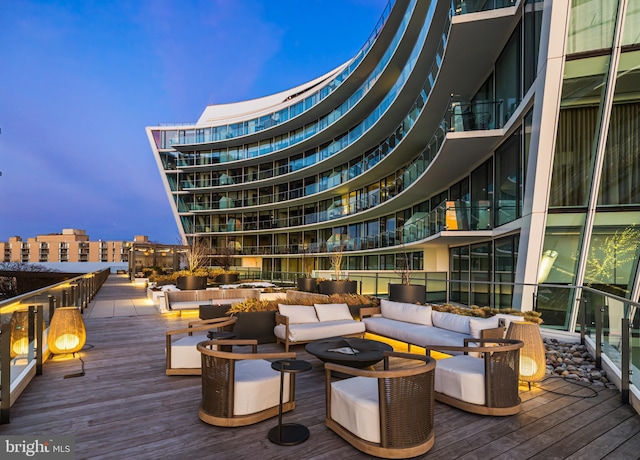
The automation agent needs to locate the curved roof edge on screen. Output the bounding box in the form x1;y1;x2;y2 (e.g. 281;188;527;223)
196;62;349;127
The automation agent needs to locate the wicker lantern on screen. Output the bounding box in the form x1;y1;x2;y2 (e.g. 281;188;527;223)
505;321;546;387
9;310;30;358
48;307;86;354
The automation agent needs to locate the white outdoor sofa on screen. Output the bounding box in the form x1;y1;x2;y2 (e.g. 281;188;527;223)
361;299;526;354
162;288;260;312
275;303;365;352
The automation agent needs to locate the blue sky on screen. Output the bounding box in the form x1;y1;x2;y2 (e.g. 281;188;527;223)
0;0;388;244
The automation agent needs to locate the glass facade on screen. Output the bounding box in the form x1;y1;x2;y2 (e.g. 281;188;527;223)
148;0;640;334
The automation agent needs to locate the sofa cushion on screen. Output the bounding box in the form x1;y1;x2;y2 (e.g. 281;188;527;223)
170;300;211;311
363;318;469;355
314;303;353;322
170;335;212;369
434;355;485;406
431;311;471;335
234;359;290;416
330;376;380;443
380;299;432;326
278;304;319;324
274;320;365;342
469;316;501;338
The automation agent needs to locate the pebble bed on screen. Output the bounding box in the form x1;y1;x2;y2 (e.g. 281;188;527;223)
544;338;617;389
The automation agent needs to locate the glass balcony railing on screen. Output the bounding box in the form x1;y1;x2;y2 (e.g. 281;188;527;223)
156;0;399;148
0;269;110;422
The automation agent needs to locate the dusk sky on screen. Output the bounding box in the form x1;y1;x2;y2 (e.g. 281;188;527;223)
0;0;388;244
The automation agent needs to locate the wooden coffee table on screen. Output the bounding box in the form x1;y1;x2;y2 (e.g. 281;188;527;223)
305;337;393;369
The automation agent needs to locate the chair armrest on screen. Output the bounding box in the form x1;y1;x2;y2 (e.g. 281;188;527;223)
275;312;289;326
188;316;236;328
360;306;381;318
325;351;435;379
167;317;237;337
425;338;523;354
480;326;505;339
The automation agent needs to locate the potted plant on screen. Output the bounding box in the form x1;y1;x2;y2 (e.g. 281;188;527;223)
296;243;317;292
176;237;209;290
388;248;426;304
226;298;278;344
318;244;357;295
213;237;240;284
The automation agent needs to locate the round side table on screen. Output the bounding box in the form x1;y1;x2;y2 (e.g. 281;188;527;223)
268;359;312;446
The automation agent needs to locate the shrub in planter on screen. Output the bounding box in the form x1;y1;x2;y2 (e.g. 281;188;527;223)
318;280;357;295
226;298;278;344
296;277;318;292
388;283;426;304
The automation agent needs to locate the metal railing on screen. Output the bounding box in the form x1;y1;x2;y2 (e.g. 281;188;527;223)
0;268;109;423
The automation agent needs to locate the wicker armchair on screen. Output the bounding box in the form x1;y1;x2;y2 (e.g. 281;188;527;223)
197;339;297;427
324;351;436;459
165;316;236;376
424;338;524;416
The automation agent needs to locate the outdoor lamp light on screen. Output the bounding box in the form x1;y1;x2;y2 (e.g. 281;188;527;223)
537;250;558;284
9;310;30;358
505;321;546;388
48;307;86;354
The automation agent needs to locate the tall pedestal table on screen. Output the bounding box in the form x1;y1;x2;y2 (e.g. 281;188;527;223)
268;359;312;445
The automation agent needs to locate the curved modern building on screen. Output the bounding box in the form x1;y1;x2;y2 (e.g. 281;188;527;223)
147;0;640;331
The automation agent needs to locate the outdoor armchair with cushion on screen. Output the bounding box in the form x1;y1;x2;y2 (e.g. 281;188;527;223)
424;338;524;416
165;316;236;376
197;339;297;427
324;351;436;459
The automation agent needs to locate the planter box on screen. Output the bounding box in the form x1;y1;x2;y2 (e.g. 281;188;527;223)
176;275;207;290
388;283;426;304
199;304;232;320
297;278;318;292
215;273;239;284
232;311;276;344
318;280;357;295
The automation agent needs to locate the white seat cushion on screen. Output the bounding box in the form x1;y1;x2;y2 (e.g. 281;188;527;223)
380;299;432;326
434;355;485;406
234;359;290;416
170;335;213;369
274;320;365;342
331;376;380;443
314;303;353;321
278;304;319;323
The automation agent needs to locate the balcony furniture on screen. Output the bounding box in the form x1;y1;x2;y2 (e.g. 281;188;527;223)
197;340;297;427
268;359;312;445
305;337;393;369
325;351;436;458
162;288;260;313
275;303;365;352
424;338;524;416
165;317;236;375
361;299;525;353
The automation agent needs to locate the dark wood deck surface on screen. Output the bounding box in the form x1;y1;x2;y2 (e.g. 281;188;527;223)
1;276;640;459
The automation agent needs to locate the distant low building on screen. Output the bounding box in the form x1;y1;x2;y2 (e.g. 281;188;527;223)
0;229;185;274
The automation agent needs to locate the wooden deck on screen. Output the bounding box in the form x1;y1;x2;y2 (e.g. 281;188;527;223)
2;275;640;459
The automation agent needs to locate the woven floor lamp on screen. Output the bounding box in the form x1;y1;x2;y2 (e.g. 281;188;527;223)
48;307;86;355
505;321;546;389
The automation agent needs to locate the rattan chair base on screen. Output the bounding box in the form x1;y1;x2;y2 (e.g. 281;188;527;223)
166;368;201;376
326;418;435;459
435;392;521;416
199;401;296;427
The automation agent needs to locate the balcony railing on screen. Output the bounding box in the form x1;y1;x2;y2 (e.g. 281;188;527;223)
0;269;109;423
